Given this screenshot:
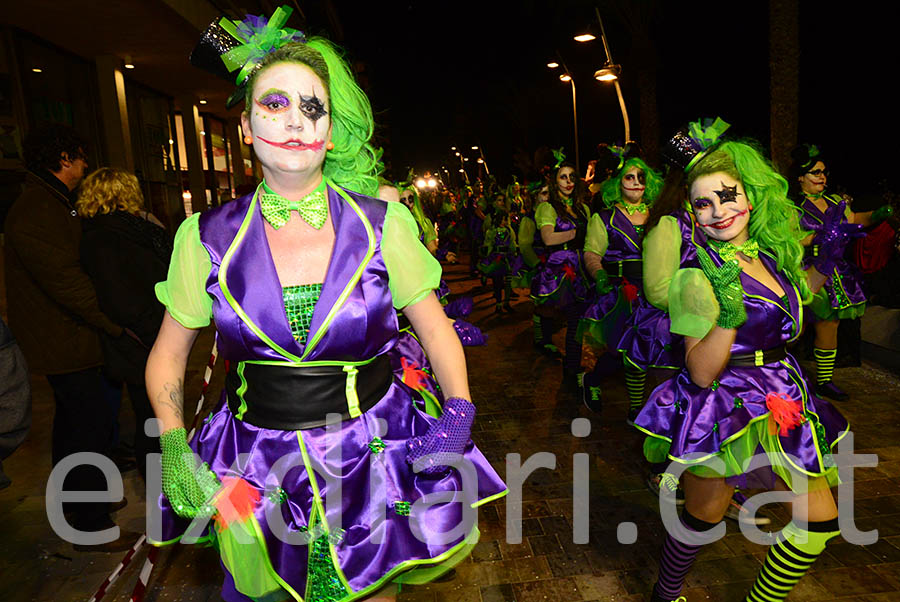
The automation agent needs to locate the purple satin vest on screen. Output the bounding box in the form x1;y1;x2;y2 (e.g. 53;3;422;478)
198;184;397;363
599;207;642;263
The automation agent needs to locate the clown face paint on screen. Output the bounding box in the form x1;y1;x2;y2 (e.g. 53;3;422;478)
799;160;827;196
241;62;331;177
537;185;550;204
556;166;576;197
689;172;751;243
399;190;416;210
621;165;646;204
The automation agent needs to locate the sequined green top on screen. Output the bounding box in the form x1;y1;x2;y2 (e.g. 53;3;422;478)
283;283;323;344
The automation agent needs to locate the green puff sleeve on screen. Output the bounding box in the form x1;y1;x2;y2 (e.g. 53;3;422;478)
584;213;609;257
518;216;539;267
643;216;682;310
669;268;719;339
155;213;213;329
535;202;558;230
383;201;442;309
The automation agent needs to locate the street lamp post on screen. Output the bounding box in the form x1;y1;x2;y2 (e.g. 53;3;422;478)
548;61;580;173
588;9;630;143
472;145;491;176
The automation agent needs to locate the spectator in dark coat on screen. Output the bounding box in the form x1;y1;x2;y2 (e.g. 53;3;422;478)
4;123;138;551
77;167;172;480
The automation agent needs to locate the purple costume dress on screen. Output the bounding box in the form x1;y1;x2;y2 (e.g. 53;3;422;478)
634;239;849;490
616;211;698;370
798;194;867;321
151;184;507;601
530;204;591;310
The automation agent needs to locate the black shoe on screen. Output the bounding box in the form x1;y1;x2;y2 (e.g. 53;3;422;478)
815;381;849;401
73;528;141;553
625;407;640;426
581;373;602;413
502;302;513;313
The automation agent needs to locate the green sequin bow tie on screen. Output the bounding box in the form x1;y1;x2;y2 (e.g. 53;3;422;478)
622;202;648;215
259;187;328;230
709;238;760;262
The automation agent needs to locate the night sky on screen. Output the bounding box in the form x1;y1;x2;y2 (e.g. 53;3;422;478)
311;1;896;200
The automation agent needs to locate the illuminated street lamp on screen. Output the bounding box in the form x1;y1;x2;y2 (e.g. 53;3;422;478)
574;33;596;42
548;58;579;172
586;9;630;142
415;178;426;188
546;62;559;68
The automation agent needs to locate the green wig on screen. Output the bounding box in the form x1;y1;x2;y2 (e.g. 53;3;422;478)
599;157;663;209
687;141;811;301
398;184;429;235
243;38;382;197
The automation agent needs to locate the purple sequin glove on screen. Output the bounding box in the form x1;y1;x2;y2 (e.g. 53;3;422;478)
406;397;476;474
811;200;865;275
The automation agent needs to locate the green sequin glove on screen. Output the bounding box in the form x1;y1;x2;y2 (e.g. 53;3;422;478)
160;427;221;519
696;246;746;330
594;269;614;295
872;204;894;224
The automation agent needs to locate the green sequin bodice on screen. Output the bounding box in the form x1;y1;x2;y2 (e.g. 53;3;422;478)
283;283;323;344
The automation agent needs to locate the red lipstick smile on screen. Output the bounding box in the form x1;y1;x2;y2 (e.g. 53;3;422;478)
257;137;325;151
707;209;748;230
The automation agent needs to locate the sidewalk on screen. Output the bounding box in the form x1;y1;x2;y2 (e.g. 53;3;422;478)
1;260;899;601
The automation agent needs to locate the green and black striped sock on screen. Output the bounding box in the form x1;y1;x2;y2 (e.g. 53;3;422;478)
624;360;647;411
532;315;543;345
813;347;837;385
746;519;839;602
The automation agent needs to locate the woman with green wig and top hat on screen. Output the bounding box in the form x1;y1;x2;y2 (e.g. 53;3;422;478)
577;144;665;417
788;144;893;402
530;150;592;386
633;119;856;602
146;7;506;601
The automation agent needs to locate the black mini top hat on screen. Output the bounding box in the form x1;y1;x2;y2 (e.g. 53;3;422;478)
662;117;730;172
189;5;306;109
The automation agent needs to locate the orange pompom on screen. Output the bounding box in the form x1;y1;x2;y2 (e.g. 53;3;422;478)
401;357;428;391
214;477;261;528
765;392;803;437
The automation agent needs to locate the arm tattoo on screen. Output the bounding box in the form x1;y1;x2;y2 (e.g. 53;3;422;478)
158;378;184;423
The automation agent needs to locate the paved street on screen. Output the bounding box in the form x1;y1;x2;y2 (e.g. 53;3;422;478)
2;260;899;602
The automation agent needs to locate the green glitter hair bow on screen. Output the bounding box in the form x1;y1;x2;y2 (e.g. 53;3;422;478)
687;117;730;151
218;6;306;85
552;147;566;170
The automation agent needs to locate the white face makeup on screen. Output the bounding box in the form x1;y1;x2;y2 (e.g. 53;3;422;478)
689;172;751;243
556;166;576;197
241;62;331;177
799;160;827;196
621;165;646;204
399;190;416;210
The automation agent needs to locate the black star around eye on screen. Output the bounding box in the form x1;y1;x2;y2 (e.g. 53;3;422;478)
299;94;328;123
714;182;740;203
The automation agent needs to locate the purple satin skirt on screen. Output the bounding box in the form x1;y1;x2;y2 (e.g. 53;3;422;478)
616;298;683;370
580;287;629;348
152;383;508;601
530;250;590;311
635;353;848;490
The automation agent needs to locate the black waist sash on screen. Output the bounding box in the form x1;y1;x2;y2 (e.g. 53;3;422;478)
602;260;643;283
225;354;393;430
728;345;788;367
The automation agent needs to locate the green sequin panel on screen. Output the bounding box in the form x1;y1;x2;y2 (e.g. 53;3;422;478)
306;531;349;602
283;283;323;344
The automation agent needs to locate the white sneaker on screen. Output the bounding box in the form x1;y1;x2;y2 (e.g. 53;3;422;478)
724;497;771;525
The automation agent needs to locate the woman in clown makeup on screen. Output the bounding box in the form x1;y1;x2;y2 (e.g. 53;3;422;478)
788;144;892;401
530;156;592;386
633;121;853;602
145;8;506;602
578;145;665;417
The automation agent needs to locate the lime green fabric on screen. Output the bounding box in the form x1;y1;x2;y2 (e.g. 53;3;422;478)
584;213;609;256
642;215;682;310
383;201;442;308
160;427;221;518
155;214;213;328
517;216;540;268
643;412;840;494
668;267;719;339
535;202;558;230
808;287;866;321
283;284;323;344
214;514;283;600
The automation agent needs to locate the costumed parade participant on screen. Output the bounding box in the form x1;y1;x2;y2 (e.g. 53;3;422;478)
530;151;592;385
518;183;557;354
578;145;664;416
399;184;438;255
634;121;854;602
146;8;507;601
478;209;518;313
788;144;892;401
